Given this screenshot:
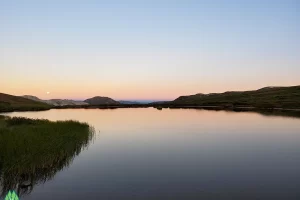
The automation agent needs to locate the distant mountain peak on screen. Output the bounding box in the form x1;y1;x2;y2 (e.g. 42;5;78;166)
84;96;120;105
23;95;42;101
257;86;282;91
22;95;88;106
119;100;141;104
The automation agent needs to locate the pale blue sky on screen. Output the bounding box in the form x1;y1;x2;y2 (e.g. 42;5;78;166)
0;0;299;100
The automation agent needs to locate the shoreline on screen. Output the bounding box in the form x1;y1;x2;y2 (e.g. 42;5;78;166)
2;105;300;113
55;105;300;111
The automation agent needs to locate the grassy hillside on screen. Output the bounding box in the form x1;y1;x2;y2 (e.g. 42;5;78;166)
84;96;120;105
0;116;94;197
0;93;52;112
172;86;300;109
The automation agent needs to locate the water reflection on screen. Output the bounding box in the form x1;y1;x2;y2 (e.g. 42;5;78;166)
2;108;300;199
0;120;95;198
171;107;300;119
254;109;300;119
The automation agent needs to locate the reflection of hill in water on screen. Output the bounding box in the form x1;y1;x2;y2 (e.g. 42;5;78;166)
255;109;300;119
0;117;95;198
173;107;300;119
229;108;300;119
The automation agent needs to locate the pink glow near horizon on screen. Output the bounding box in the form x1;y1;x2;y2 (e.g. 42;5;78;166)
1;1;299;100
1;79;299;101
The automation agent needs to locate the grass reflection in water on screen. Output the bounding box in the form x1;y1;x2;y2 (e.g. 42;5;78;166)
0;116;95;198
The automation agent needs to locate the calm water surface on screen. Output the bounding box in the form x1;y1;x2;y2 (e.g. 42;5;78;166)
2;108;300;199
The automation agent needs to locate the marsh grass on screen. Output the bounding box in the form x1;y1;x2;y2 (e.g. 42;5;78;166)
0;116;94;197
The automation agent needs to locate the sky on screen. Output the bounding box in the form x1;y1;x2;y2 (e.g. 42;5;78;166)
0;0;299;101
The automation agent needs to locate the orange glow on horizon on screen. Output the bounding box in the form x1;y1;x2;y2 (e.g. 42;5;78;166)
1;75;299;101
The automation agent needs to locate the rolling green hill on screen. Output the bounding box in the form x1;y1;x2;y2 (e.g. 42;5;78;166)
172;86;300;109
84;96;120;105
0;93;52;112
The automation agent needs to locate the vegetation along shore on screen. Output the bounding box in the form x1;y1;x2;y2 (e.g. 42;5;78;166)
1;85;300;113
0;115;94;197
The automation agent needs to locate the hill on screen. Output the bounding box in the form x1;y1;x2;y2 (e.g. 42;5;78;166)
22;95;44;102
0;93;52;112
84;96;120;105
23;95;88;106
48;99;88;106
172;86;300;109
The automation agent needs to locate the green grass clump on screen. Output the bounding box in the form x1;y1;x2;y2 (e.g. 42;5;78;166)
0;116;94;197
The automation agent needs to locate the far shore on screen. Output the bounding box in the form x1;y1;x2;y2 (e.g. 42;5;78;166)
53;104;300;111
2;104;300;113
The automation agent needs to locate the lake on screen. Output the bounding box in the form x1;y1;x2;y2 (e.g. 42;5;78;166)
2;108;300;199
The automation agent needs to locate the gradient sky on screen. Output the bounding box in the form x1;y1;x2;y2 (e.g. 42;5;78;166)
1;0;299;101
